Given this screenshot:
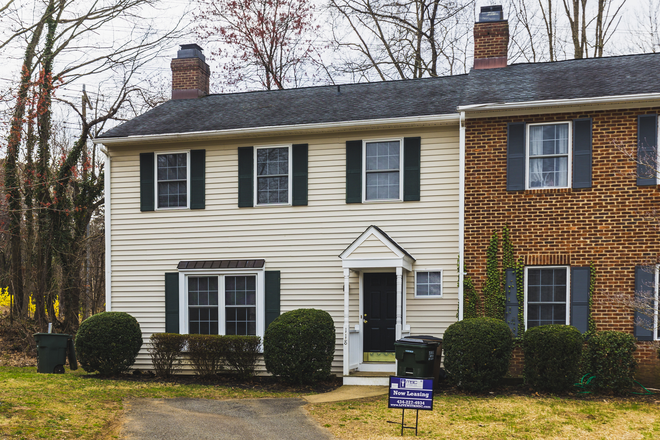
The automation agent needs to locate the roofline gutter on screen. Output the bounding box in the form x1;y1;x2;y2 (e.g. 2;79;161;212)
93;113;460;146
458;92;660;113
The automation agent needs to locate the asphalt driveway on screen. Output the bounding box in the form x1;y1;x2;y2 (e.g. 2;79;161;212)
120;397;335;440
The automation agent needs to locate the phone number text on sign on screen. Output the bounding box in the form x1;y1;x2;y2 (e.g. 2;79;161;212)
388;377;434;411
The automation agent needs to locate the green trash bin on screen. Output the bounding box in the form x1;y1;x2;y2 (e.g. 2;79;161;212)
34;333;78;374
394;335;442;379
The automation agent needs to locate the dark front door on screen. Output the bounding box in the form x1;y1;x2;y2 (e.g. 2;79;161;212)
363;273;396;353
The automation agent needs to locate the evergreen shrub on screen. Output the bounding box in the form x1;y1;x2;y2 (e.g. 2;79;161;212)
523;325;583;392
263;308;335;384
443;317;513;392
75;312;143;375
582;331;637;393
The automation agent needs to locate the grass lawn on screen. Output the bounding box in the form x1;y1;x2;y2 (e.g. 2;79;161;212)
0;366;298;439
308;394;660;439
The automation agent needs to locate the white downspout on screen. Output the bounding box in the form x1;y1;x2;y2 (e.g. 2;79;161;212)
343;268;350;376
104;152;112;312
458;111;466;321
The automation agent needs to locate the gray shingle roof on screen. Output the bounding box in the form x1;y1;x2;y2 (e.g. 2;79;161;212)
100;52;660;139
100;74;468;138
461;52;660;106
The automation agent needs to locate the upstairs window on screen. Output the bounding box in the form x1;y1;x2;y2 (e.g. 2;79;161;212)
256;146;290;205
364;140;402;201
157;152;188;208
527;123;571;189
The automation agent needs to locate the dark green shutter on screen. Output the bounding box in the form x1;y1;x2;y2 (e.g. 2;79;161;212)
637;114;658;186
403;137;421;201
292;144;308;206
346;140;362;203
238;146;254;207
572;119;592;189
570;267;590;333
165;272;179;333
504;269;519;336
634;265;655;341
265;271;281;330
190;149;205;209
507;122;526;191
140;152;155;211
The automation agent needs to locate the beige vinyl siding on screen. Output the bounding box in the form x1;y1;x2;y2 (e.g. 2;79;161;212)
108;125;460;372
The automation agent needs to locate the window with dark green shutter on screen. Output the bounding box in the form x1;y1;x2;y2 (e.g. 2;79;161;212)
525;266;569;328
347;137;421;203
141;150;206;211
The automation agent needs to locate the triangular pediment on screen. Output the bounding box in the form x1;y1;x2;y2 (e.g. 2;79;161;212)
339;226;414;262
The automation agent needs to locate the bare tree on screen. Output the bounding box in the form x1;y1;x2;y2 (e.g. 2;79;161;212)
328;0;474;81
628;0;660;54
194;0;324;91
1;0;186;332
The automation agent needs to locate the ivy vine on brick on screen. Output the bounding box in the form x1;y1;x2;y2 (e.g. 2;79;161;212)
589;261;596;333
483;231;503;319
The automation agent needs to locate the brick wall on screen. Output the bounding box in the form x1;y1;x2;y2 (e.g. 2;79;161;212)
464;107;660;384
170;57;210;98
473;21;509;60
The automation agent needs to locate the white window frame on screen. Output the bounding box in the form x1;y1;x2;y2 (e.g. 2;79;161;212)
178;269;266;338
254;145;292;206
154;150;190;210
414;270;443;298
525;122;572;190
362;138;404;203
524;266;571;329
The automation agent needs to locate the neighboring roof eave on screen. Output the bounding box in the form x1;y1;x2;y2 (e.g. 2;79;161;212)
458;92;660;114
93;113;460;146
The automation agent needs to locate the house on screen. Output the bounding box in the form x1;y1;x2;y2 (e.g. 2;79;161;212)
95;6;660;385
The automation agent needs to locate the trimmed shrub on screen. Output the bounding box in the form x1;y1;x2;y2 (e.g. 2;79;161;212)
187;334;227;377
582;331;637;393
443;317;513;392
264;308;335;384
523;325;583;392
149;333;186;377
75;312;143;375
224;335;261;379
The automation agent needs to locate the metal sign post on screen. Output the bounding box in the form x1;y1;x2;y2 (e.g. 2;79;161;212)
387;376;434;436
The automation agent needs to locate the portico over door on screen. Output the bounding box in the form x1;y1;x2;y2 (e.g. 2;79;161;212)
339;225;415;375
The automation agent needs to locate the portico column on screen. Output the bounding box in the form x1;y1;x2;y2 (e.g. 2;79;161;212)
396;267;403;341
343;268;350;376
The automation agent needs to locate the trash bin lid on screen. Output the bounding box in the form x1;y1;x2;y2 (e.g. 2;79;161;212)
398;335;442;344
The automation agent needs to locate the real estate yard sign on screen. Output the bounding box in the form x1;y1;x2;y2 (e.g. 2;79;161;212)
388;376;434;435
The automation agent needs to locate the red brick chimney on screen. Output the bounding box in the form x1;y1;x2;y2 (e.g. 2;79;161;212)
171;44;210;100
473;5;509;70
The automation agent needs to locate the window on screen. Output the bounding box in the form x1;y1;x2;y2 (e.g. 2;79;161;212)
183;273;262;336
157;152;188;208
256;146;290;205
364;140;402;201
527;123;571;189
525;266;570;328
415;271;442;297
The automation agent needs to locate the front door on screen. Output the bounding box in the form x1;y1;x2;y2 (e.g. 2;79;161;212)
363;273;396;355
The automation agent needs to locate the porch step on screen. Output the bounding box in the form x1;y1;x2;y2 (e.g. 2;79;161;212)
343;371;392;386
